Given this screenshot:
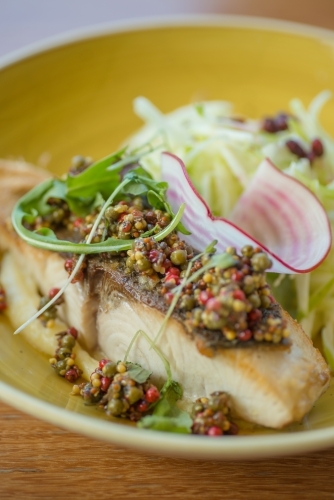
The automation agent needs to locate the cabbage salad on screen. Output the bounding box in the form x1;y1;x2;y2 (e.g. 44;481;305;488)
127;92;334;369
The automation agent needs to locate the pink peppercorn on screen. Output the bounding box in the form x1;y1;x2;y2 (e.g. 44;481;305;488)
67;327;78;339
206;298;221;311
48;287;61;299
101;377;112;392
198;290;213;305
99;359;110;370
65;369;80;383
137;400;150;413
238;329;252;342
207;426;223;436
145;386;160;403
233;290;246;301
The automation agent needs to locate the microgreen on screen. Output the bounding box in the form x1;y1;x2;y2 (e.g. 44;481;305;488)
123;328;192;434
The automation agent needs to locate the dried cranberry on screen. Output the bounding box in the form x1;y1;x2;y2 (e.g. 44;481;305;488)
262;118;277;133
286;140;307;158
311;138;324;157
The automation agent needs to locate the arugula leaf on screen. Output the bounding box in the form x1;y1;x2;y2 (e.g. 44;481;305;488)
66;148;125;199
147;190;165;210
125;362;151;383
137;412;192;433
138;381;192;434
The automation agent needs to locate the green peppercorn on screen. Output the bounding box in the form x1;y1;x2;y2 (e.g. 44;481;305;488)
107;398;124;416
57;347;72;359
125;257;134;270
241;245;254;258
60;334;76;349
135;258;151;272
170;249;187;266
105;206;119;221
55;359;68;375
261;295;271;308
248;292;261;308
180;295;196;311
250;252;272;272
102;361;117;378
202;311;226;330
125;386;144;405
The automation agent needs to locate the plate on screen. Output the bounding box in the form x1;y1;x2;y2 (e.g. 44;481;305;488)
1;16;334;460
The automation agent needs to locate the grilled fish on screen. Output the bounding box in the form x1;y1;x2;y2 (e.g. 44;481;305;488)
0;160;330;428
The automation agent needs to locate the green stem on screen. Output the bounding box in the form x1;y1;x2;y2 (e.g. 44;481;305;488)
123;329;172;383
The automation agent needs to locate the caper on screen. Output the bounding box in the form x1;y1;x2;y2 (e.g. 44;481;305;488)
107;398;124;416
57;347;72;359
170;249;187;265
60;334;75;349
102;361;117;378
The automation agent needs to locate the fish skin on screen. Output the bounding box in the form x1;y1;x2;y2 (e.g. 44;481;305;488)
0;160;330;428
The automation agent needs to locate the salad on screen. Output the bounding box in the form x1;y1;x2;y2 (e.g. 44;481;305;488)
127;92;334;369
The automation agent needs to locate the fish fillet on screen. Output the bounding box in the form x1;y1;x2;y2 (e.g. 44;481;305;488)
0;160;330;428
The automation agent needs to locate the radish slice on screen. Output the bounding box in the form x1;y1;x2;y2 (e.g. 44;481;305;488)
161;153;331;274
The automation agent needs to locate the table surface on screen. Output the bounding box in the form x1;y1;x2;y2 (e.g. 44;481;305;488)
1;401;334;500
2;2;334;499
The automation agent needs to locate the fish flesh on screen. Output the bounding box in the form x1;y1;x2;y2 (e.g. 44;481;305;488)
0;160;330;428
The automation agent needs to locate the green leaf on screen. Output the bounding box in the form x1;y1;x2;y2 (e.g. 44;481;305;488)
126;362;151;383
66;148;125;199
147;190;165;210
35;227;58;239
122;182;148;196
137;413;192;433
138;381;192;434
205;240;218;254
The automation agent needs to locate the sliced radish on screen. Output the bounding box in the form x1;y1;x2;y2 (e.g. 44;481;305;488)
161;153;331;274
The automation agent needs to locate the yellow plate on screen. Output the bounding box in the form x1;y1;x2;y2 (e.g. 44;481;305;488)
1;16;334;459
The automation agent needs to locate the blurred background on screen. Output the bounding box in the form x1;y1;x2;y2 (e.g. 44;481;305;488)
1;0;334;57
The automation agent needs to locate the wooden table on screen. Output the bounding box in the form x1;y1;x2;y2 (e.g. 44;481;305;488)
1;401;334;500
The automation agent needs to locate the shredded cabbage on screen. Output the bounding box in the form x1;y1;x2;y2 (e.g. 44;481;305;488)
128;92;334;369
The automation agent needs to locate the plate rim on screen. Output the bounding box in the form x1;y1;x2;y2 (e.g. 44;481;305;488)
1;13;334;71
1;14;334;460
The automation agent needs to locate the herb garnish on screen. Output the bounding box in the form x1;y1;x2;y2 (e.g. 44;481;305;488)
12;147;188;334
